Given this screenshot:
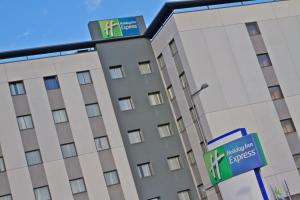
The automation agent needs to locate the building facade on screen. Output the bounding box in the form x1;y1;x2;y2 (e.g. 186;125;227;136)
0;0;300;200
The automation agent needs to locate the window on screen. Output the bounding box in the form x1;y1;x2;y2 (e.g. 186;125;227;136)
44;76;60;90
104;170;120;186
148;92;163;106
158;123;172;138
70;178;86;194
9;81;25;96
198;184;207;200
52;109;68;124
157;54;166;69
137;162;152;178
109;65;124;79
34;186;51;200
281;119;296;134
85;103;101;118
268;85;283;100
257;53;272;67
77;71;92;85
169;39;178;56
246;22;260;36
177;117;185;132
167;85;175;100
26;150;42;166
61;143;77;159
178;190;191;200
118;97;134;111
128;129;143;144
190;107;197;122
294;154;300;173
179;72;188;89
0;195;12;200
167;156;181;171
95;136;110;151
148;197;160;200
17;115;34;130
187;150;196;165
0;157;5;172
139;61;152;75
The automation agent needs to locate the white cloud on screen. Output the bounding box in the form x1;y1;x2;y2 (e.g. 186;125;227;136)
17;31;31;39
85;0;101;12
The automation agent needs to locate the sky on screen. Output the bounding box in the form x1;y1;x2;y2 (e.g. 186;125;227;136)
0;0;272;52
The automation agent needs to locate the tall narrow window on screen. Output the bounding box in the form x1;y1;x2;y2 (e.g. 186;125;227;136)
109;65;124;79
138;61;152;75
257;53;272;67
9;81;25;96
169;39;178;56
61;143;77;159
25;150;42;166
85;103;101;118
44;76;60;90
77;71;92;85
158;123;172;138
95;136;110;151
178;190;191;200
167;85;175;100
190;107;197;122
294;154;300;173
177;117;185;132
137;162;153;178
0;195;12;200
17;115;34;130
268;85;283;100
198;184;207;200
104;170;120;186
34;186;51;200
280;119;296;134
52;109;68;124
70;178;86;194
157;54;166;69
187;150;196;165
179;72;188;89
0;157;5;172
246;22;260;36
118;97;134;111
128;129;143;144
167;156;181;171
148;92;163;106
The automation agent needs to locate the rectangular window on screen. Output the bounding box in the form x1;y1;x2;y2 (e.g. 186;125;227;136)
268;85;283;100
0;195;12;200
61;143;77;159
294;154;300;173
177;117;185;132
158;123;172;138
148;197;160;200
167;85;175;100
128;129;143;144
167;156;181;171
190;107;197;122
137;162;152;178
179;72;188;89
34;186;51;200
246;22;261;36
0;157;5;172
104;170;120;186
138;61;152;75
52;109;68;124
44;76;60;90
85;103;101;118
26;150;42;166
169;39;178;56
187;150;196;165
77;71;92;85
157;54;166;69
198;184;207;199
257;53;272;67
95;136;110;151
281;118;296;134
9;81;25;96
118;97;134;111
109;65;124;79
148;92;163;106
178;190;191;200
70;178;86;194
17;115;34;130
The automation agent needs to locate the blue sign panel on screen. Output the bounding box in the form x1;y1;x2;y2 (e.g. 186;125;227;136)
118;17;140;37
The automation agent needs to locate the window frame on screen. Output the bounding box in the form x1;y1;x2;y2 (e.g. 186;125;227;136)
109;65;124;80
118;97;134;111
103;170;120;186
138;61;152;75
17;115;34;130
0;157;6;173
44;76;60;90
177;117;185;132
137;162;153;178
268;85;283;101
52;109;68;124
25;150;43;166
246;22;261;36
9;81;26;96
177;189;191;200
280;118;296;134
127;129;143;144
85;103;101;118
157;123;172;138
167;155;182;171
34;185;51;200
169;39;178;56
0;194;13;200
179;72;188;89
148;91;163;106
94;136;110;151
167;85;175;101
69;178;87;195
157;54;166;69
77;71;92;85
257;53;272;68
61;143;77;159
187;150;196;166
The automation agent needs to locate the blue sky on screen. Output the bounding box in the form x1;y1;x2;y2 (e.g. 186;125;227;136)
0;0;271;52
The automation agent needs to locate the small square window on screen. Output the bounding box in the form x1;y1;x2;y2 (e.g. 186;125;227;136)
9;81;25;96
26;150;42;166
0;194;12;200
17;115;34;130
0;157;6;172
268;85;283;100
246;22;261;36
139;61;152;75
158;123;172;138
167;85;175;100
280;118;296;134
157;54;166;69
177;117;185;132
257;53;272;67
148;92;163;106
137;162;153;178
109;65;124;79
179;72;188;89
187;150;196;165
95;136;110;151
118;97;134;111
104;170;120;186
44;76;60;90
128;129;143;144
77;71;92;85
169;39;178;56
167;156;181;171
178;190;191;200
86;103;101;118
52;109;68;124
34;186;51;200
70;178;86;194
61;143;77;159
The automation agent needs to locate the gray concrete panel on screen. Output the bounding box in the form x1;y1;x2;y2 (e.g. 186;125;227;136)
55;123;74;145
286;133;300;155
28;164;48;188
88;117;106;138
274;99;291;120
0;172;11;196
74;192;89;200
47;89;65;110
98;150;116;172
12;95;31;116
261;66;279;87
64;157;83;180
20;129;40;152
250;34;268;54
108;184;125;200
80;84;98;105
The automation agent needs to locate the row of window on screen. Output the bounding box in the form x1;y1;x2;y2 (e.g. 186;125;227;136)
109;61;152;80
147;190;191;200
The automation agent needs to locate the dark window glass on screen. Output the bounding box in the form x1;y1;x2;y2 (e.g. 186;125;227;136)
44;76;60;90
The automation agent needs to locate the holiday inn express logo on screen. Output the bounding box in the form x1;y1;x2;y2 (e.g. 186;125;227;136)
99;19;122;38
